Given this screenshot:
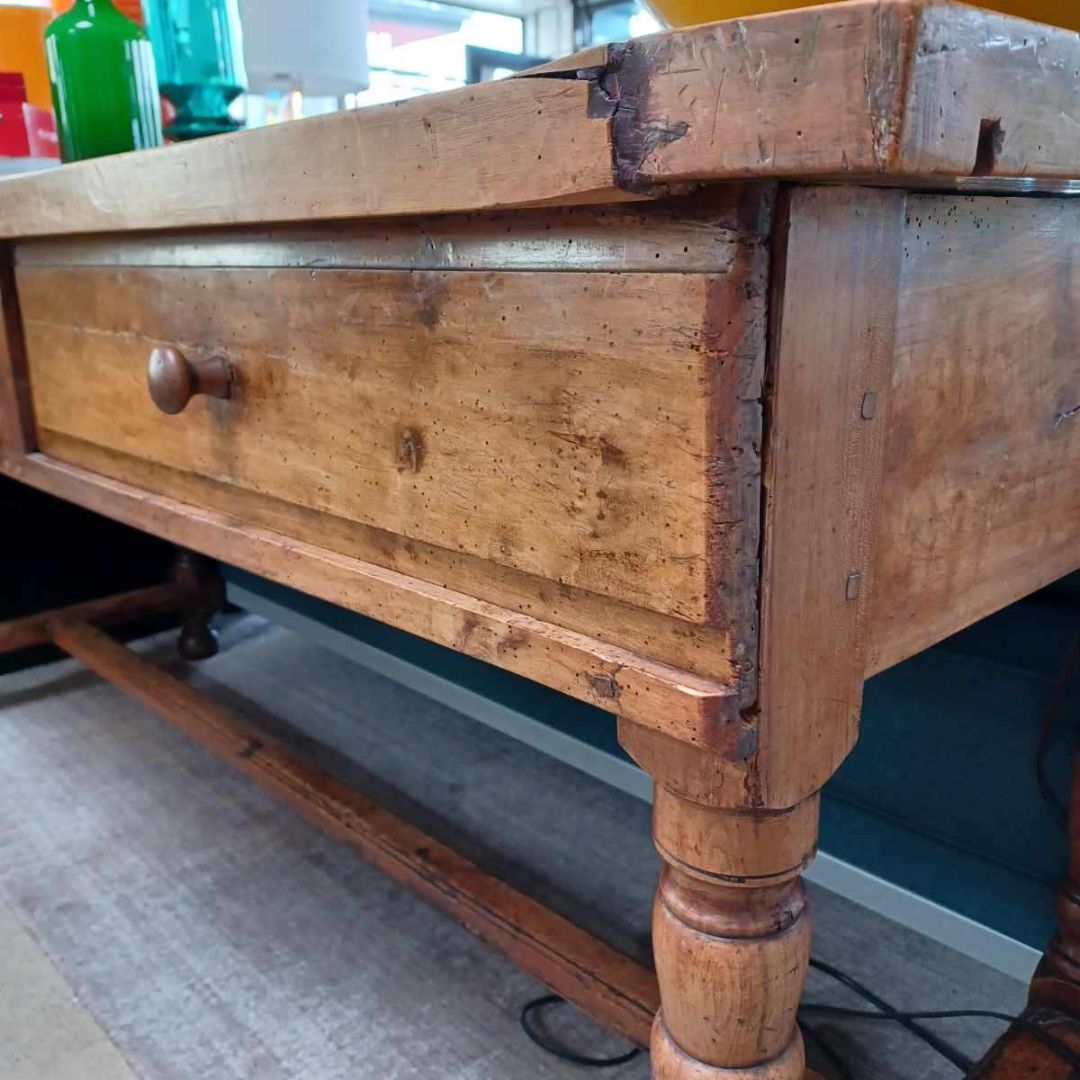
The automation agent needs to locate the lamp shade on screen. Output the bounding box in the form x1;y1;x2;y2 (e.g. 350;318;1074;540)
238;0;368;97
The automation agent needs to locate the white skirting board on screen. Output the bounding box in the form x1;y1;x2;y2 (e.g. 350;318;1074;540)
228;584;1041;985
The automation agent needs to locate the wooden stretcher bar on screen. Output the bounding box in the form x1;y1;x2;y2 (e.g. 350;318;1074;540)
0;583;181;654
0;587;660;1049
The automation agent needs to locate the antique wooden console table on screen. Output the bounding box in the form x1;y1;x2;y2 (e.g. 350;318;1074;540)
1;1;1079;1075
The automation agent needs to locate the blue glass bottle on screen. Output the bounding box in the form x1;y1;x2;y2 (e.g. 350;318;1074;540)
142;0;246;140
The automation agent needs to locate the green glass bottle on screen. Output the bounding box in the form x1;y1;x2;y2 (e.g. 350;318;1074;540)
45;0;163;162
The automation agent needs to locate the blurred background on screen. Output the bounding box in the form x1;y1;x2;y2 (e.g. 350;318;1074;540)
0;0;661;173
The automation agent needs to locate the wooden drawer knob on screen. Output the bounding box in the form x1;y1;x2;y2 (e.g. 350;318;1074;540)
147;347;232;415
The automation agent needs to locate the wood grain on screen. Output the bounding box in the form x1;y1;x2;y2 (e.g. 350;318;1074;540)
1;3;1078;238
12;187;774;691
20;264;765;627
0;583;180;655
969;1015;1080;1080
3;452;750;752
652;866;808;1076
15;186;773;274
898;2;1080;179
517;45;611;78
623;723;820;1076
868;194;1080;674
646;784;817;1077
752;186;905;809
627;1;1080;189
652;1031;806;1079
652;786;818;883
29;432;749;687
610;1;914;186
49;616;660;1048
0;75;621;239
0;250;33;455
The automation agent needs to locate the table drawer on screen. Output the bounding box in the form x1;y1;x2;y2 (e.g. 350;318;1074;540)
18;264;760;624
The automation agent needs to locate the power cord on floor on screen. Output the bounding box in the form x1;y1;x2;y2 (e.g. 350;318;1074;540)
520;954;1080;1077
808;957;973;1071
1035;629;1080;832
798;1003;1080;1078
519;995;642;1068
522;628;1080;1072
799;1018;855;1080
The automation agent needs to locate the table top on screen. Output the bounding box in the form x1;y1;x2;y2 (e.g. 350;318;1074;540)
1;0;1079;240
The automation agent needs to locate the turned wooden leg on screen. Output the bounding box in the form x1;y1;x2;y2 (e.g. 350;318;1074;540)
969;754;1080;1077
1031;752;1080;1015
620;722;819;1078
649;787;817;1079
172;548;224;661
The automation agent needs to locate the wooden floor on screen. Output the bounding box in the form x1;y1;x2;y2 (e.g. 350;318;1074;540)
0;615;1029;1079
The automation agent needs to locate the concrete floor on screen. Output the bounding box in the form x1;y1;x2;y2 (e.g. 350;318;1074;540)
0;615;1028;1079
0;901;135;1080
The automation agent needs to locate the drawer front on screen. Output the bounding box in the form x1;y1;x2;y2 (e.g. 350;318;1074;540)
19;264;759;624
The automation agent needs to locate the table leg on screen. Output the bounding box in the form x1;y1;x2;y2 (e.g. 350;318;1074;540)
1031;751;1080;1017
624;722;818;1078
649;788;816;1079
970;752;1080;1077
172;548;224;661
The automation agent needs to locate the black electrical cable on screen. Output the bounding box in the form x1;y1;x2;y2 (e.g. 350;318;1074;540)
1035;630;1080;831
803;1006;1015;1023
809;957;973;1072
1010;1011;1080;1077
522;626;1080;1076
520;994;642;1068
798;1019;855;1080
522;988;1080;1078
798;1004;1080;1076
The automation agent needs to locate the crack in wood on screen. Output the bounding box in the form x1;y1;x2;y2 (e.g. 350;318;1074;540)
1053;402;1080;430
516;42;693;195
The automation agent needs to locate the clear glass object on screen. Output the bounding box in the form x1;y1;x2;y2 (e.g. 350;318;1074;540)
142;0;246;141
44;0;163;162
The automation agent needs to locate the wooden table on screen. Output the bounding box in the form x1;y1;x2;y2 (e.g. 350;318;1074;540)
1;1;1078;1075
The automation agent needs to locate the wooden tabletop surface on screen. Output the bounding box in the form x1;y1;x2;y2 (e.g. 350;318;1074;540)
1;0;1078;240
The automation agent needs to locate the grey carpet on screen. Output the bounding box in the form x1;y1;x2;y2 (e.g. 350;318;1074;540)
0;614;1027;1079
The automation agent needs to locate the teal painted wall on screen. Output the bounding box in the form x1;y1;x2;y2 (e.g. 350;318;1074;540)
826;577;1078;948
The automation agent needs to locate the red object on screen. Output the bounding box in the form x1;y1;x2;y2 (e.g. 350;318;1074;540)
0;72;32;156
0;72;25;102
0;72;59;158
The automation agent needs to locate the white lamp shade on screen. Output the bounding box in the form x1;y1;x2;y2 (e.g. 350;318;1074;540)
238;0;369;96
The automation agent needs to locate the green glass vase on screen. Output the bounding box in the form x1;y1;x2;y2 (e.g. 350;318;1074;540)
45;0;164;163
143;0;246;141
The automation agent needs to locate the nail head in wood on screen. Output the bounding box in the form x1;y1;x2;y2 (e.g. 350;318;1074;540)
845;572;862;601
